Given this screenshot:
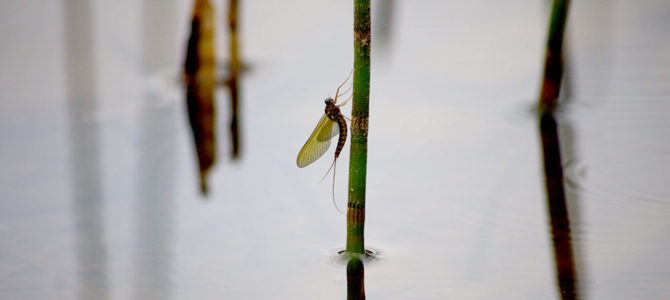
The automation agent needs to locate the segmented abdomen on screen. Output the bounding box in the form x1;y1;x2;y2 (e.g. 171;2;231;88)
334;114;347;159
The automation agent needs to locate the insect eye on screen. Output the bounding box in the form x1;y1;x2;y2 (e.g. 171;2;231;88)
325;98;333;104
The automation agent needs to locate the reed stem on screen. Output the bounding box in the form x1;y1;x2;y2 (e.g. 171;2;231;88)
227;0;241;159
538;0;571;111
346;0;371;255
185;0;217;194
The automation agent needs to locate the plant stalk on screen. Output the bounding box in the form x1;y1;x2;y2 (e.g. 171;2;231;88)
185;0;217;194
227;0;241;159
346;0;371;255
539;0;570;111
539;113;578;300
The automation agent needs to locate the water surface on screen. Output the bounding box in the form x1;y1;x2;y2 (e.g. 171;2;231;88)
1;0;670;299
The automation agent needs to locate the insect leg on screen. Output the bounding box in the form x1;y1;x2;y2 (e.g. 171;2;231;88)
337;93;353;108
333;69;353;103
336;82;353;99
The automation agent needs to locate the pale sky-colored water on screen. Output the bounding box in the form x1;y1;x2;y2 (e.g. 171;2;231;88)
1;0;670;299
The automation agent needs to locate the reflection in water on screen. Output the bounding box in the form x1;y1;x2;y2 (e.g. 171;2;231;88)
184;0;218;194
537;1;578;298
132;0;178;299
372;0;395;57
557;117;586;297
227;0;242;160
557;30;587;299
346;257;366;300
183;0;246;193
133;106;176;300
63;0;109;299
539;112;578;300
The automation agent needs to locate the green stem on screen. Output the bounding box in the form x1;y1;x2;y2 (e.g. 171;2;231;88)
346;0;370;255
538;0;570;111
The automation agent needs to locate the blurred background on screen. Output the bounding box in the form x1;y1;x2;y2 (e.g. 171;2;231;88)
1;0;670;299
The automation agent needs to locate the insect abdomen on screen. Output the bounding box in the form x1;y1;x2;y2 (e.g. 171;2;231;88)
334;115;347;159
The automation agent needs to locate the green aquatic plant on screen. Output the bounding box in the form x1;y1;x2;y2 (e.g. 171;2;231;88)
346;0;371;256
539;0;570;112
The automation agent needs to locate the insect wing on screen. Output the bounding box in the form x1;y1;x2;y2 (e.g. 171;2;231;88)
297;114;339;168
318;116;340;142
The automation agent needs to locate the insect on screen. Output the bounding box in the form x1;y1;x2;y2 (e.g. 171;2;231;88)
297;71;353;211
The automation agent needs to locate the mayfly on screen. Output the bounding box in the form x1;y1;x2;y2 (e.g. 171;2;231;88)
297;71;353;212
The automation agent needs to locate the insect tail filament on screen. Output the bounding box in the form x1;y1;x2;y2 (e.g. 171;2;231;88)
319;158;345;214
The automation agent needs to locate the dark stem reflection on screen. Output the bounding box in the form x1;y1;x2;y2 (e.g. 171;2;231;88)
63;0;109;299
227;0;242;160
372;0;395;58
346;256;366;300
539;112;579;300
537;1;579;298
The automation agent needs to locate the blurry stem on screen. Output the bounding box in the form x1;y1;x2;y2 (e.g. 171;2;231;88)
537;1;578;297
227;0;241;159
540;113;578;300
228;0;240;73
539;0;570;111
346;0;371;255
185;0;217;194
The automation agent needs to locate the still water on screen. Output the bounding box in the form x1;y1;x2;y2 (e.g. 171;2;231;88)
2;0;670;299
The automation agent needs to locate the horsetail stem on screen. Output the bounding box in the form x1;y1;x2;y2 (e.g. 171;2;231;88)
346;0;371;255
539;0;571;111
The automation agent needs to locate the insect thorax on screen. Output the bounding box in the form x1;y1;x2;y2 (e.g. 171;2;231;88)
325;103;340;120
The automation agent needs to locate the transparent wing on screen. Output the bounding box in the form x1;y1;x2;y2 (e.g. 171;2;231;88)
297;114;339;168
319;116;340;141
